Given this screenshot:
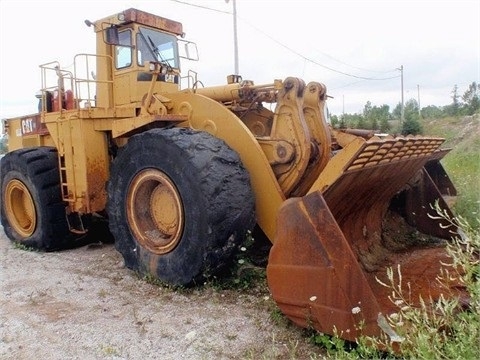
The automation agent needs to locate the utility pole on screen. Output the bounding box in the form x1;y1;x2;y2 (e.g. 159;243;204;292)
225;0;239;75
417;84;421;117
398;65;404;123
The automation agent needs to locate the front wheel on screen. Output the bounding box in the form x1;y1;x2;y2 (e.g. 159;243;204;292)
107;128;255;286
0;147;70;250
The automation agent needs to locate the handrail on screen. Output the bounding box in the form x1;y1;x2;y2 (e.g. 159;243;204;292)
38;54;115;112
74;53;114;108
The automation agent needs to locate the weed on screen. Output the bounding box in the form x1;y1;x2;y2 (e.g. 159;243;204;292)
141;272;166;287
132;307;152;335
322;208;480;359
136;271;191;294
210;230;269;292
284;339;300;359
270;306;288;326
27;288;51;305
99;344;121;357
97;288;108;298
13;242;36;251
225;333;237;341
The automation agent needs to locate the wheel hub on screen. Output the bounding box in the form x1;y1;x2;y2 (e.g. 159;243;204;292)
127;169;184;254
4;179;36;238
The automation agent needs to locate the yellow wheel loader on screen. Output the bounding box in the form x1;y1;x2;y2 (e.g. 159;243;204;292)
1;8;464;344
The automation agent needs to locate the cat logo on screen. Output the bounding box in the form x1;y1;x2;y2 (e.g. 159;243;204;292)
21;117;35;135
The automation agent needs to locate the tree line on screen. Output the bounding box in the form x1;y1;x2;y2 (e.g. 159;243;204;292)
0;135;6;154
330;81;480;135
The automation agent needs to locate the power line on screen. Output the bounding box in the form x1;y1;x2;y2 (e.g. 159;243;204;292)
309;49;398;74
167;0;230;14
238;16;399;81
167;0;400;81
330;80;368;90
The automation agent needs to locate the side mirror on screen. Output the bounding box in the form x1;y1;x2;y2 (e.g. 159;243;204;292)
105;26;120;45
179;40;199;61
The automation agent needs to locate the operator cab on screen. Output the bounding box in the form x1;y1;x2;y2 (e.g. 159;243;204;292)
37;9;198;114
108;21;180;83
90;8;197;107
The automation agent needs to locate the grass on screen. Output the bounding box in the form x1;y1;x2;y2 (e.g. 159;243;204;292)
443;148;480;228
13;242;37;251
99;344;121;357
209;230;270;292
422;115;480;229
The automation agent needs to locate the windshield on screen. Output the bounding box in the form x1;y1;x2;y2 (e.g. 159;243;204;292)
137;27;179;69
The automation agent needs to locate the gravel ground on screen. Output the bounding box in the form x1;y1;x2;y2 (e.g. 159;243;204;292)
0;226;325;360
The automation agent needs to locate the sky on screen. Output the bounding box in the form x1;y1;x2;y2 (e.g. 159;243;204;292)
0;0;479;122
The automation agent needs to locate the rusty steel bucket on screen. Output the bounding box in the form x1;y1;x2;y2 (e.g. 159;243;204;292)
267;134;464;343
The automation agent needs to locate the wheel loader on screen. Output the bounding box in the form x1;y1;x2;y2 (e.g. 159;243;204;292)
1;8;464;344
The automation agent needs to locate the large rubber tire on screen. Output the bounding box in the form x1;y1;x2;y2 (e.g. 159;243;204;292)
0;147;69;250
107;128;256;286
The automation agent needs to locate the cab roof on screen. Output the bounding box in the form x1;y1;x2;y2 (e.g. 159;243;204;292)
93;8;184;36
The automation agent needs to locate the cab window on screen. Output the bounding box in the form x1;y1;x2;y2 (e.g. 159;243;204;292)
115;30;132;69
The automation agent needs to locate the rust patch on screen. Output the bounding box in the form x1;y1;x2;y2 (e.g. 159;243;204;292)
86;156;108;212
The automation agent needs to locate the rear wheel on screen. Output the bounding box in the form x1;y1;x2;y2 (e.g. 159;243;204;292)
0;147;69;250
107;128;255;286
